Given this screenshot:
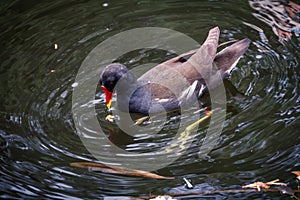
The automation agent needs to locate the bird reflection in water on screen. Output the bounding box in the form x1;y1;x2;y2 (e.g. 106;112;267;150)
249;0;300;43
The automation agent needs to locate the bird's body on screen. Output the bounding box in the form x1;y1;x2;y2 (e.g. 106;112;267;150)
100;27;250;115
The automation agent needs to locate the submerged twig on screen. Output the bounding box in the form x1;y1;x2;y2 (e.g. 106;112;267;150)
70;162;174;180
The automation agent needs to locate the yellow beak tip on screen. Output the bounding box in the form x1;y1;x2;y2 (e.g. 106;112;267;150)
107;100;112;109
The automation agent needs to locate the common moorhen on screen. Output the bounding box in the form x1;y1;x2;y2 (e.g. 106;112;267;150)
100;27;250;115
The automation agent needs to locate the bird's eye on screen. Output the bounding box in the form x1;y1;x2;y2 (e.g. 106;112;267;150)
108;81;114;89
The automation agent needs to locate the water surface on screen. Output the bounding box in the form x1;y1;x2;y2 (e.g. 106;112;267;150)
0;0;299;199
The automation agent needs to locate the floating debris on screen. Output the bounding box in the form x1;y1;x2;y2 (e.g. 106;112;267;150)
70;162;174;180
292;171;300;181
242;181;270;191
183;177;194;189
150;196;177;200
242;179;287;191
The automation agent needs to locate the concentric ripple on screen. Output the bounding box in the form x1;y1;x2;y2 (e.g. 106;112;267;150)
0;0;299;199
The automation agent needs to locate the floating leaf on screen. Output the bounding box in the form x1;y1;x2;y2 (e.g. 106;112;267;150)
242;179;287;191
242;181;270;191
292;171;300;181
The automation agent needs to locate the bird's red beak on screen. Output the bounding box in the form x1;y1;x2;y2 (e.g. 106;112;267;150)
101;85;112;109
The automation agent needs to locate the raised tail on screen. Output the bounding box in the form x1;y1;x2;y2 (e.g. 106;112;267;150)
214;38;251;75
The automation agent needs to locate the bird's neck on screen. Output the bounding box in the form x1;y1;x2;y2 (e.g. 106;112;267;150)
114;72;140;112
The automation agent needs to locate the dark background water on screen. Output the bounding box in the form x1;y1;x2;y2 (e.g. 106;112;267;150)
0;0;299;199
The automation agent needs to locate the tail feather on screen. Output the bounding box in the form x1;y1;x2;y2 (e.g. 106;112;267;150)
214;38;251;74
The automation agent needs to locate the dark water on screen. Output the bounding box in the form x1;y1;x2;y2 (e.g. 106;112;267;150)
1;0;299;199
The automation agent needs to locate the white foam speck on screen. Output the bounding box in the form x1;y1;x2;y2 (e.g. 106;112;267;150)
256;55;263;59
71;82;79;88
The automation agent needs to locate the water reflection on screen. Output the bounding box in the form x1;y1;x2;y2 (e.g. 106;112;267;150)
249;0;300;43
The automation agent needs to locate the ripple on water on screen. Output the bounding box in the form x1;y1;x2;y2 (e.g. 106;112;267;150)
0;0;299;199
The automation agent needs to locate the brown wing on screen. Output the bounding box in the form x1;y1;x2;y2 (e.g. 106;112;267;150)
161;48;199;67
135;27;222;112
